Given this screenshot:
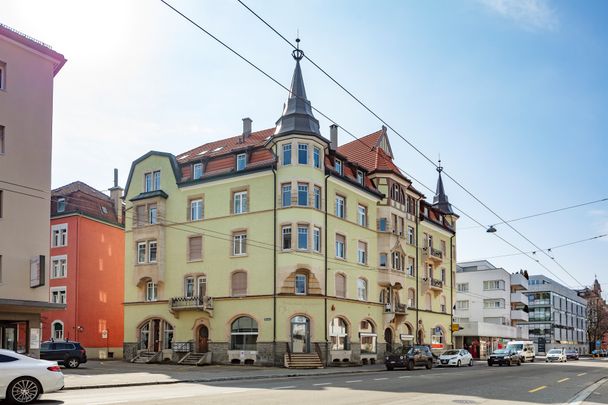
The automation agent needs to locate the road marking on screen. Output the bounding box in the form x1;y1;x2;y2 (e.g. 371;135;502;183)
346;380;362;383
374;377;389;381
566;377;608;405
313;382;332;386
529;386;547;393
399;376;411;379
558;378;570;383
577;373;587;377
272;386;296;390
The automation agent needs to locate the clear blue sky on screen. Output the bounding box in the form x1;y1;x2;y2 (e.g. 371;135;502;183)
3;0;607;293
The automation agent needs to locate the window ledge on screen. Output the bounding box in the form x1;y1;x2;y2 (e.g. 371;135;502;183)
186;259;204;263
230;254;249;258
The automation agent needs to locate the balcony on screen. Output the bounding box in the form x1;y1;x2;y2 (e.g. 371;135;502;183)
510;273;528;290
383;303;407;324
169;296;214;318
511;309;529;322
377;268;405;288
511;292;528;305
424;247;443;264
426;278;444;292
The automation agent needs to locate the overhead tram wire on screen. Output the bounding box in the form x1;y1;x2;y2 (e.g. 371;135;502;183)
159;0;578;288
235;0;586;289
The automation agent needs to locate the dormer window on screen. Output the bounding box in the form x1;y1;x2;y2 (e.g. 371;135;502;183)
236;154;247;171
356;170;364;185
335;159;343;175
144;170;161;192
193;163;203;180
57;198;66;213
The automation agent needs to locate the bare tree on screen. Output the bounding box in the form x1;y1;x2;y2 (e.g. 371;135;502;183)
587;300;608;352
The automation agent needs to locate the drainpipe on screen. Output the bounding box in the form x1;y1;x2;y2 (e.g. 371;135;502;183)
272;154;278;366
450;234;455;348
324;172;330;366
415;196;421;344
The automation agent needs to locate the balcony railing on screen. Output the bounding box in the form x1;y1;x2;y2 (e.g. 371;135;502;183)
169;296;213;311
430;248;443;259
384;303;407;315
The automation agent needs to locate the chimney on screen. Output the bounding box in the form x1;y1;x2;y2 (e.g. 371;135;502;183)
109;168;124;225
242;117;252;139
330;124;338;150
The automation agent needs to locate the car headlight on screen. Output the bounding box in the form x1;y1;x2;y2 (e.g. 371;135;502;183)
385;357;389;361
399;356;404;360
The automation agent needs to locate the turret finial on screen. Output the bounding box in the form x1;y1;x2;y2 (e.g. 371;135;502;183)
292;36;304;61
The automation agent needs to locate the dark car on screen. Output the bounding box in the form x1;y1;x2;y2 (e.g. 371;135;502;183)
565;349;579;360
385;345;434;371
40;340;87;368
487;348;522;367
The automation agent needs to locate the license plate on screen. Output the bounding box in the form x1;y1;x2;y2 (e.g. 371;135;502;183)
441;360;448;364
390;361;396;364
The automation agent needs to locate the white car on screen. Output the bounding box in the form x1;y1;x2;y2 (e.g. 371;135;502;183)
438;349;474;367
546;348;567;363
0;349;64;404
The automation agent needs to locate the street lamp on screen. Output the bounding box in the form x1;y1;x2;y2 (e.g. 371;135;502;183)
486;225;497;233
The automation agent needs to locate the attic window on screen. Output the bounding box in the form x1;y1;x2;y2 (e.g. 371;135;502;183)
197;150;208;156
212;146;224;152
335;159;343;176
101;206;108;214
57;198;66;213
356;170;364;185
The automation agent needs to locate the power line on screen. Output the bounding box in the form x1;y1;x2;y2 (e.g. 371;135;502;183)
1;187;48;200
0;179;50;194
234;0;586;289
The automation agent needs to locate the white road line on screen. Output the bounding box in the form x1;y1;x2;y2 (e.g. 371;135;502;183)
374;377;389;381
399;375;411;378
346;380;362;383
272;385;296;390
566;377;607;405
313;382;332;386
577;373;587;377
558;378;570;383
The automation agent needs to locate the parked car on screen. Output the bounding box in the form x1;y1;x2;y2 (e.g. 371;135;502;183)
40;340;87;368
506;341;535;362
487;348;522;366
438;349;474;367
565;349;579;360
546;348;567;363
0;349;64;404
385;345;434;371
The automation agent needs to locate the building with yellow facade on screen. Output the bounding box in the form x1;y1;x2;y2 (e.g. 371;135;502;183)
122;46;458;367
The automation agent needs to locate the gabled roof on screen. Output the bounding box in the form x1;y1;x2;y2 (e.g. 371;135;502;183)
52;181;120;225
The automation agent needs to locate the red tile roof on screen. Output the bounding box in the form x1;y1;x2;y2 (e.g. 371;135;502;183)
51;181;120;224
338;128;401;176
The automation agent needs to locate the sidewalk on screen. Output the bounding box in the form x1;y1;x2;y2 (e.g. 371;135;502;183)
62;361;386;390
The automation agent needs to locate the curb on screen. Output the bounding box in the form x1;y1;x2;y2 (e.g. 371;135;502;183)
564;377;607;405
62;367;386;391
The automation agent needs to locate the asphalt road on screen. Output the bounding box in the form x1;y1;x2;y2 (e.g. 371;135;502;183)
33;360;608;405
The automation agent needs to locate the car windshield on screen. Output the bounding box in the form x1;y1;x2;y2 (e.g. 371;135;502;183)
507;344;523;350
443;350;460;356
548;349;562;354
493;349;510;354
389;346;412;355
566;350;576;353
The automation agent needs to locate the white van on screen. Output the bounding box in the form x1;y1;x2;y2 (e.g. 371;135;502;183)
506;341;535;362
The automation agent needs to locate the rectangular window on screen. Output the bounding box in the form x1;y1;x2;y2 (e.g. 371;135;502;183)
233;232;247;256
457;283;469;292
483;299;505;309
236;153;247;171
298;143;308;164
407;226;415;245
0;62;5;91
313;147;321;168
295;274;307;295
483;280;505;291
357;241;367;265
136;205;146;227
378;218;387;232
356;170;364;185
379;253;387;267
357;205;367;227
193;163;203;179
441;268;446;282
144;172;152;192
188;236;203;261
297;225;308;250
282;225;292;250
51;287;67;304
313;186;321;209
57;197;66;213
335;195;345;218
313;227;321;252
190;199;203;221
148;241;157;263
297;183;308;206
51;224;68;247
137;242;146;264
185;277;194;298
148;204;157;224
399;217;405;235
392;214;398;234
146;282;157;302
153;170;161;190
456;300;469;310
335;234;345;259
51;256;67;279
0;125;4;155
233;191;248;214
282;143;292;165
335;159;343;175
406;257;415;276
282;184;292;207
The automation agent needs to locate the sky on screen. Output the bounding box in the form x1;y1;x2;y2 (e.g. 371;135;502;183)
2;0;607;294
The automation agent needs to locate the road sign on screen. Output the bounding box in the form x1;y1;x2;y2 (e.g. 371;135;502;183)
451;324;463;332
101;330;108;339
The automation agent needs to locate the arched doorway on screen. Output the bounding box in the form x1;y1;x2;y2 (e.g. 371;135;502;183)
384;328;393;353
291;316;310;353
138;319;173;352
197;325;209;353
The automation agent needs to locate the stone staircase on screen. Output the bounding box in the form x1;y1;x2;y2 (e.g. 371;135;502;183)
284;352;323;369
178;352;207;366
131;351;160;363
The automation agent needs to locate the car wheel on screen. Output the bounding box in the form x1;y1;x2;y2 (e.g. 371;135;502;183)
407;360;414;371
457;360;461;367
517;360;522;366
469;359;473;367
66;357;81;368
507;360;512;367
7;377;41;404
426;360;433;370
487;361;492;366
531;357;535;363
386;366;394;371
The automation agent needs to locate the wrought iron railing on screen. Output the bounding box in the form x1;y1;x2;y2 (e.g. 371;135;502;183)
169;296;213;310
430;278;444;288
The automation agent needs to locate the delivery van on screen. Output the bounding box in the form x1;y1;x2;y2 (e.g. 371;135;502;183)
506;341;535;362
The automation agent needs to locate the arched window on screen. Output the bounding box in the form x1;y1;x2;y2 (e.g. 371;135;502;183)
335;273;346;298
51;321;64;340
408;288;416;308
231;316;258;350
231;271;247;296
329;317;349;350
360;320;377;354
138;319;173;351
357;278;368;301
425;293;432;311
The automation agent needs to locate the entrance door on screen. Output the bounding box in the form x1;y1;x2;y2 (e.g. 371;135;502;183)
152;319;161;352
197;325;209;353
2;325;17;351
291;316;310;353
384;328;393;353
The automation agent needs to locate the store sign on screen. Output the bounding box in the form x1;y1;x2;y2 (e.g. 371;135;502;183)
400;334;414;341
30;328;40;349
30;255;45;288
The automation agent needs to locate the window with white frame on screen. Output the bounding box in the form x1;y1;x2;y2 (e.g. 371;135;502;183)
456;300;469;310
144;171;161;192
185;277;194;298
282;184;292;207
357;241;367;265
313;146;321;168
50;287;67;304
193;163;203;179
232;232;247;256
483;280;505;291
357;205;367;227
313;227;321;252
295;274;307;295
356;170;364;185
335;234;345;259
51;256;67;279
298;143;308;164
282;225;292;250
379;253;387;267
145;281;157;301
148;204;158;224
51;224;68;247
137;242;147;264
297;225;308;250
483;299;505;309
357;278;368;301
190;199;203;221
297;183;308;206
57;197;66;213
407;226;415;244
406;257;415;276
313;186;321;209
457;283;469;292
282;143;292;165
335;159;343;175
233;191;248;214
236;153;247;171
148;241;157;263
335;195;345;218
52;321;64;340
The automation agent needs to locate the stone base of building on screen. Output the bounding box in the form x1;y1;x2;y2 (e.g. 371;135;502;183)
87;347;124;360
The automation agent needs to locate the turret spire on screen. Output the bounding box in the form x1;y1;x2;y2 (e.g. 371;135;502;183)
274;38;321;136
433;158;455;215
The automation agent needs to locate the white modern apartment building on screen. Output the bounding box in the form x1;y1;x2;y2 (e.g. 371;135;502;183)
453;260;529;359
